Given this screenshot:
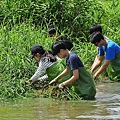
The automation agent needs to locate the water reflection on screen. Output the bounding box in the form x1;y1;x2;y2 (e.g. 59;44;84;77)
76;115;120;119
0;82;120;120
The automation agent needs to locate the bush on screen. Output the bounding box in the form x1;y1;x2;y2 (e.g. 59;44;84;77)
1;0;105;41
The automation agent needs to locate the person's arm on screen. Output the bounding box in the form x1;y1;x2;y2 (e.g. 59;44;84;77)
94;60;110;78
63;69;79;85
49;66;69;85
37;74;48;82
59;69;79;88
91;55;104;73
29;59;55;83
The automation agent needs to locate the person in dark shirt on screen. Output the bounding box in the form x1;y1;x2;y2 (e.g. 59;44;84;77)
48;26;73;51
49;41;96;100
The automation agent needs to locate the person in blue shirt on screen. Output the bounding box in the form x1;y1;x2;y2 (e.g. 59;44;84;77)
89;24;109;76
90;32;120;81
49;41;96;100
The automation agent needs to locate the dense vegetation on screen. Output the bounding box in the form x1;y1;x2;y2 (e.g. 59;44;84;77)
0;0;120;101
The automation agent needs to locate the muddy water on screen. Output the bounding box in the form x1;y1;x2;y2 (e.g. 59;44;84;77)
0;82;120;120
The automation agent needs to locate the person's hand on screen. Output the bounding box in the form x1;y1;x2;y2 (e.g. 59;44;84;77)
29;79;32;83
25;80;32;84
94;76;97;80
25;80;33;86
27;79;40;84
49;78;57;85
59;83;65;89
26;80;38;85
93;74;99;82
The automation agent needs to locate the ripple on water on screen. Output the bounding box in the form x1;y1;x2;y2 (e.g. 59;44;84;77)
76;115;120;119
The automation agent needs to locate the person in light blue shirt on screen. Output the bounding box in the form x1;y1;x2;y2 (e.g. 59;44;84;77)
90;32;120;81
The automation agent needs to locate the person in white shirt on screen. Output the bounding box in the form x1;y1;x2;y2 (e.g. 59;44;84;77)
28;44;70;84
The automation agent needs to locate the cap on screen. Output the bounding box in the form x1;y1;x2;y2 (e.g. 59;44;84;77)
31;44;44;58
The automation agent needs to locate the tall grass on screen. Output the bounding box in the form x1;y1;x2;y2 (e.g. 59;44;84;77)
0;0;105;40
0;23;55;100
101;0;120;44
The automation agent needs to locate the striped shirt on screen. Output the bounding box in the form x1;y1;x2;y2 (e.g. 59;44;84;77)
30;57;57;82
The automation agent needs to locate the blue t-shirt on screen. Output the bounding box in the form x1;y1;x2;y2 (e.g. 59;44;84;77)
98;40;120;60
66;51;84;70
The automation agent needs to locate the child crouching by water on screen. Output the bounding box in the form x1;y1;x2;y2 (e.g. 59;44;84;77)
28;44;70;86
49;41;96;100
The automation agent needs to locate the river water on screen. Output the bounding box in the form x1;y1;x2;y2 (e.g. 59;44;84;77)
0;82;120;120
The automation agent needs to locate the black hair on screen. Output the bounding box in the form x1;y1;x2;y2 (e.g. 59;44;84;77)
52;41;67;55
48;25;61;35
90;32;104;44
31;44;45;58
89;24;102;34
48;25;56;35
49;28;56;34
42;50;57;62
